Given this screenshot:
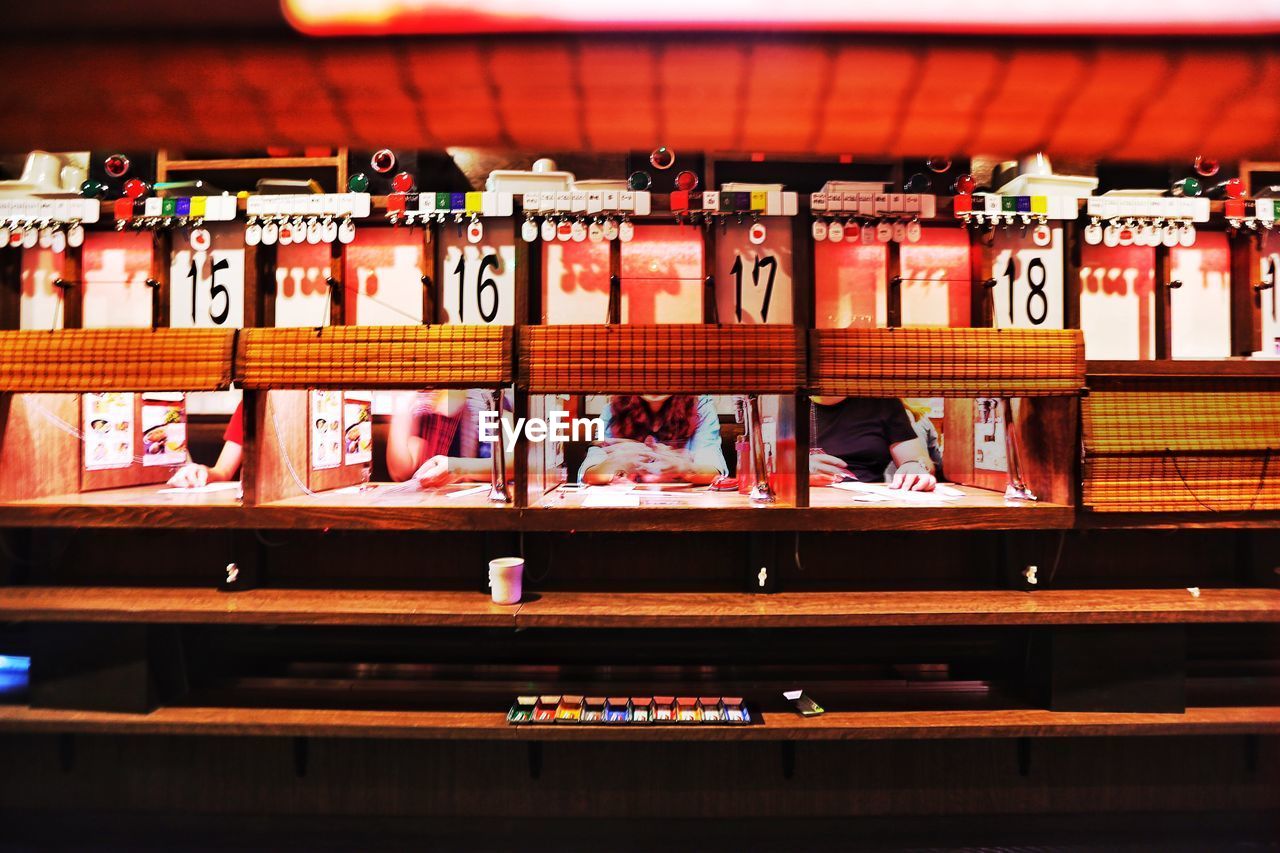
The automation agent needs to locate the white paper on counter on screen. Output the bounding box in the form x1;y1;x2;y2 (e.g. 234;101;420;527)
832;481;961;504
156;481;242;495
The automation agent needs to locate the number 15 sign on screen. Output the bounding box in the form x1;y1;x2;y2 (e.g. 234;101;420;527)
988;226;1064;329
169;224;245;328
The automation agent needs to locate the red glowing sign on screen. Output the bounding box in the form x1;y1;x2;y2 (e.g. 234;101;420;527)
283;0;1280;35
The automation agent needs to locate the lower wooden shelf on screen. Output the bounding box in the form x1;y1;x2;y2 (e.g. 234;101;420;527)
0;705;1276;741
2;587;1278;628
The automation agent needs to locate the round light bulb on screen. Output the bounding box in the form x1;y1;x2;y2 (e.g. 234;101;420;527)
123;178;149;200
1193;155;1220;177
391;172;415;193
104;154;130;178
370;149;396;173
674;170;699;192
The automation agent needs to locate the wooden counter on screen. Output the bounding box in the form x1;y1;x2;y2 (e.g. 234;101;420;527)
3;587;1277;628
1;705;1276;741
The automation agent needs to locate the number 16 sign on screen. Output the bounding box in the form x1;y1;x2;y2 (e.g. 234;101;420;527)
440;219;515;325
988;226;1064;329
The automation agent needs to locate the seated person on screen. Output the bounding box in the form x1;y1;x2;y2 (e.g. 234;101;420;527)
167;402;243;488
884;399;944;483
388;390;508;488
579;394;728;486
810;396;937;492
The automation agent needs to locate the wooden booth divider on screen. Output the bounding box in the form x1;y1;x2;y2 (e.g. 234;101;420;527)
234;324;513;390
1084;382;1280;513
807;327;1086;399
519;324;806;394
0;327;236;393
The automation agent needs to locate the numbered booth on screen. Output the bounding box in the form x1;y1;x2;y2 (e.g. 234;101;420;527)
807;327;1084;519
810;188;967;329
1072;195;1233;360
520;324;805;511
235;324;515;513
0;328;238;515
527;180;805;511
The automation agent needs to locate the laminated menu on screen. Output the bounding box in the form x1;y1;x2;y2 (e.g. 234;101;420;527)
83;393;134;471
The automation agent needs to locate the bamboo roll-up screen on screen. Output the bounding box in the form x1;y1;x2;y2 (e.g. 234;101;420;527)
1082;390;1280;512
809;328;1085;398
0;328;235;392
234;325;512;389
520;325;805;394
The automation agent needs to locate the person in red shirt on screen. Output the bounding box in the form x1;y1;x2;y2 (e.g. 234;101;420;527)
167;402;244;488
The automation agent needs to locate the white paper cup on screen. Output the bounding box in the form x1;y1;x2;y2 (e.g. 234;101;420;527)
488;557;524;605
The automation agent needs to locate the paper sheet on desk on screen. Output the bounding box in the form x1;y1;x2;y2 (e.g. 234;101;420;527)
156;481;242;495
832;481;963;504
583;490;641;508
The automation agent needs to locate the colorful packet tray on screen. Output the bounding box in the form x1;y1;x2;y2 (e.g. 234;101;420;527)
582;696;607;723
514;694;752;724
555;695;584;723
722;697;751;724
699;696;724;722
629;696;654;723
604;697;631;723
507;695;537;723
532;694;560;723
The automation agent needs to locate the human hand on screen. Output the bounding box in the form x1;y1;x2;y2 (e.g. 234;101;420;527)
890;461;936;492
808;453;849;486
167;463;210;489
413;455;458;488
635;445;692;483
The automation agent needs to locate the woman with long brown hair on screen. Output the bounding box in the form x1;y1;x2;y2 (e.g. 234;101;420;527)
579;394;727;485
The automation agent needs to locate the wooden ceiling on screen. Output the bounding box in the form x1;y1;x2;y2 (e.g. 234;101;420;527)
1;21;1276;159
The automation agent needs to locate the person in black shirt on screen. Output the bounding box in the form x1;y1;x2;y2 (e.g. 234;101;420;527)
810;397;937;491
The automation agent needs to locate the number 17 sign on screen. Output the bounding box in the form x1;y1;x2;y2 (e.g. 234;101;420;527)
988;226;1064;329
714;219;793;325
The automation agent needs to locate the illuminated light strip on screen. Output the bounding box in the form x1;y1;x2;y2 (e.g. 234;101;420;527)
813;192;934;218
245;193;372;218
522;191;651;216
0;198;100;224
283;0;1280;35
117;196;237;222
1086;196;1211;223
953;193;1077;221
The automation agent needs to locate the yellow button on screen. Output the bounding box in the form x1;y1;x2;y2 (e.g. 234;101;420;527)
1030;196;1048;214
189;197;207;217
750;191;768;211
465;192;483;213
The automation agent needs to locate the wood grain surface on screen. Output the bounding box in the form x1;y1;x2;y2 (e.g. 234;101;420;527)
0;705;1275;741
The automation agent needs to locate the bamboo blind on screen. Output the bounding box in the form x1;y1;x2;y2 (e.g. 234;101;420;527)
520;325;805;394
234;325;512;389
809;328;1085;398
1083;390;1280;512
0;328;234;392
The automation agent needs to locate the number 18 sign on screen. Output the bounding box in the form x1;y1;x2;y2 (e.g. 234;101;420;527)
169;224;245;328
988;226;1064;330
440;219;515;325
